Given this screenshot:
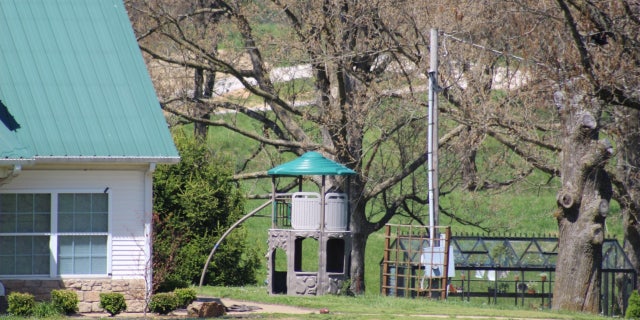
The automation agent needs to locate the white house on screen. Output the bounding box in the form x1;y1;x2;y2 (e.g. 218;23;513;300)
0;0;179;313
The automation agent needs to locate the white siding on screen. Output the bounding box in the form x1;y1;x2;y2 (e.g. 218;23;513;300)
2;169;150;278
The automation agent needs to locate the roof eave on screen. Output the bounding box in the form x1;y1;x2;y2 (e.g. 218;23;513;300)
33;156;181;164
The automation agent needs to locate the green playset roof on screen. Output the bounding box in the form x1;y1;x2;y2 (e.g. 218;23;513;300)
267;151;356;176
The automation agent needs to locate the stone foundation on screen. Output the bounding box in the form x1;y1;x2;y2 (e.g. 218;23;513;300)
1;279;148;313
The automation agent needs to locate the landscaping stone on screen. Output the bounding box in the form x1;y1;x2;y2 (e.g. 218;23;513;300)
187;299;226;318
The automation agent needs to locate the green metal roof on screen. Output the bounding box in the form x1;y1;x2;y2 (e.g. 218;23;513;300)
0;0;179;163
0;108;34;163
267;152;356;176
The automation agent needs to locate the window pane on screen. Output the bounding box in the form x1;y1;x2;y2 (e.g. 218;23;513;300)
15;256;32;274
34;194;50;213
16;214;34;232
33;255;50;274
75;194;91;213
58;257;72;274
0;236;49;276
92;257;107;274
33;214;50;232
15;237;32;252
33;237;49;255
0;237;14;255
73;236;91;256
93;213;108;232
75;214;91;232
0;213;16;233
17;194;33;213
58;237;73;256
74;257;91;274
0;194;16;212
92;236;107;254
0;256;14;274
58;194;74;213
58;193;108;233
92;194;108;213
1;194;51;233
58;236;107;275
58;213;74;232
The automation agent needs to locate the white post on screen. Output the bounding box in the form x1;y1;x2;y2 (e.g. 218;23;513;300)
427;29;439;242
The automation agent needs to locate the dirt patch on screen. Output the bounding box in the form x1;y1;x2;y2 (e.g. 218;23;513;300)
220;298;315;316
77;297;315;318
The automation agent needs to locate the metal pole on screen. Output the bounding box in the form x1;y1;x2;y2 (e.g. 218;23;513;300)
427;28;439;239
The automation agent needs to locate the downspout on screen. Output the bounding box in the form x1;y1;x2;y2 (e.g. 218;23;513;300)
144;163;156;300
0;164;22;186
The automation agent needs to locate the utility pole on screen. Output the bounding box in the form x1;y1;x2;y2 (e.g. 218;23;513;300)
427;29;439;238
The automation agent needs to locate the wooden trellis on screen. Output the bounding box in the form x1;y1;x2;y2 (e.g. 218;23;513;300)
380;224;452;299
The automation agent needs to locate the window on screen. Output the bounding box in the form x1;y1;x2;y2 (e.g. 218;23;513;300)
57;193;108;275
0;192;109;277
0;194;51;275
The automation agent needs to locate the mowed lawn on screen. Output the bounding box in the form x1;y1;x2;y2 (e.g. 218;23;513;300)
199;285;608;319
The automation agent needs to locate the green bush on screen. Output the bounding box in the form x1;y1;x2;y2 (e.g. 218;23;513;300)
148;292;178;315
51;289;79;315
153;133;260;288
155;278;189;293
33;301;61;318
7;292;35;316
627;290;640;319
99;292;127;317
174;288;197;308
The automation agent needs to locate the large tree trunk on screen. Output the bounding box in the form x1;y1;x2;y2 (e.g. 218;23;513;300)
613;108;640;310
553;89;613;312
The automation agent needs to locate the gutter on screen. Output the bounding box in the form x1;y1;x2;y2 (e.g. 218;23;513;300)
31;156;181;164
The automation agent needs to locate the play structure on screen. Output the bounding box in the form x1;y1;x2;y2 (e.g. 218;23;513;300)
266;152;356;295
381;225;637;316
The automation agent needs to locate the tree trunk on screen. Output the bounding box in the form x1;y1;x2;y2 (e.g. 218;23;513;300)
349;230;368;295
613;108;640;309
349;194;371;295
193;67;209;140
552;89;612;312
458;126;480;191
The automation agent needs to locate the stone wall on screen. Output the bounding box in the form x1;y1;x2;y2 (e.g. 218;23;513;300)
1;279;148;313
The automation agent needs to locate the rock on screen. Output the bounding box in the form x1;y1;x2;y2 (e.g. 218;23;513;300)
187;301;226;318
319;308;329;314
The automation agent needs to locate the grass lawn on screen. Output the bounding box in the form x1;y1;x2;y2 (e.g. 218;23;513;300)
198;285;609;319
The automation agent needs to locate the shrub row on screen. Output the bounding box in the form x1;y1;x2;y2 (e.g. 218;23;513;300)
5;290;128;317
5;287;197;316
7;289;78;317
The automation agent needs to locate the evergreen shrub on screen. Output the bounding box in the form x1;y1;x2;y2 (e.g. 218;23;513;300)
148;292;178;315
174;287;197;308
51;289;79;315
7;292;35;316
627;290;640;319
100;292;127;316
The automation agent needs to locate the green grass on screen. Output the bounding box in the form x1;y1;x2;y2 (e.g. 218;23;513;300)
196;285;607;319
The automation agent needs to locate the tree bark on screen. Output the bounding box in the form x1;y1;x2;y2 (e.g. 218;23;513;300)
552;88;612;312
613;108;640;303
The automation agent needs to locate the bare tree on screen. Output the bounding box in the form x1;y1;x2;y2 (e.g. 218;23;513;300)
126;0;640;310
430;0;640;312
126;0;461;293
